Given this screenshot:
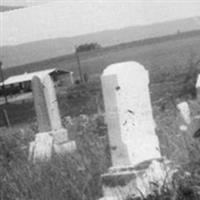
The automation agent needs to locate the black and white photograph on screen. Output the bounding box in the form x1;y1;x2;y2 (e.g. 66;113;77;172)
0;0;200;199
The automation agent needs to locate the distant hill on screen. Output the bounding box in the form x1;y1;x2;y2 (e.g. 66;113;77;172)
0;6;23;12
0;16;200;68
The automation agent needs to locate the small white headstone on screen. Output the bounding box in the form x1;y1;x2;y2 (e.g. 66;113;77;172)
177;102;191;125
54;141;76;155
101;61;161;167
176;100;200;137
196;74;200;89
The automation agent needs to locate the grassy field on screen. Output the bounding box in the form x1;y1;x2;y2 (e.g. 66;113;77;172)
0;81;200;199
4;34;200;81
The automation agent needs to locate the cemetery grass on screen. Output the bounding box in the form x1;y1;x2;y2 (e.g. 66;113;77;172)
0;111;200;200
1;79;200;199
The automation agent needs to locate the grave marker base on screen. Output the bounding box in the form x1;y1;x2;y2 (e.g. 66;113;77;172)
100;158;174;200
29;132;53;162
54;141;76;155
29;129;76;162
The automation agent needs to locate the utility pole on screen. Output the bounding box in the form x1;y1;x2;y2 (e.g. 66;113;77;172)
0;61;7;104
75;47;84;82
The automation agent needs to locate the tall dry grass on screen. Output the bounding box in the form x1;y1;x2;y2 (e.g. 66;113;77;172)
0;114;110;200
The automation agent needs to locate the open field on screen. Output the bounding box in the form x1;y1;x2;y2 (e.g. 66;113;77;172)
4;33;200;83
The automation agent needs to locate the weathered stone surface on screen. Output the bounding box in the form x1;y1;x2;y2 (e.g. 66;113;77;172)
28;141;35;161
177;102;191;132
42;74;62;131
32;76;51;132
101;61;161;167
196;74;200;102
52;128;69;144
52;128;76;154
177;100;200;137
54;140;76;155
30;132;53;162
101;159;174;200
98;62;175;200
177;102;191;123
29;130;76;161
99;197;119;200
99;197;118;200
69;72;74;84
30;75;76;162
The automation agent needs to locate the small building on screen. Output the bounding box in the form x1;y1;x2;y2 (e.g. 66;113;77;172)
0;68;74;96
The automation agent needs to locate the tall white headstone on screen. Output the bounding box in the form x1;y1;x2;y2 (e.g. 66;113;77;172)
29;74;76;162
42;74;62;131
101;61;161;167
32;76;51;132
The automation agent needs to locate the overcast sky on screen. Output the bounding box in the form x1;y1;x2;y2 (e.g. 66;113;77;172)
0;0;200;46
